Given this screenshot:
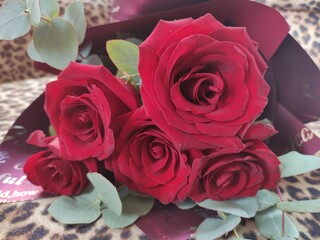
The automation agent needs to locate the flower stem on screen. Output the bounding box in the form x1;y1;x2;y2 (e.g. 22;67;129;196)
219;212;240;239
41;16;51;23
120;73;140;80
276;186;285;236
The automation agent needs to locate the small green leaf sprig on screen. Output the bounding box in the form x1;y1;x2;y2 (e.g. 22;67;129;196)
0;0;89;69
48;173;155;228
106;39;141;89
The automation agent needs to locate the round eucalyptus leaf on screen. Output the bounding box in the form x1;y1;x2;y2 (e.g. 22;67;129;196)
0;0;31;40
27;39;43;62
39;0;59;20
102;193;154;229
175;198;197;210
48;196;101;224
277;199;320;213
48;184;101;224
26;0;41;25
33;17;78;70
255;207;299;239
196;215;241;240
63;1;87;44
87;173;122;216
256;189;280;211
198;197;258;218
279;151;320;178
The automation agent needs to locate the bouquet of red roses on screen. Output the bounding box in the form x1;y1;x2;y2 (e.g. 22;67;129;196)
1;0;320;239
25;13;281;203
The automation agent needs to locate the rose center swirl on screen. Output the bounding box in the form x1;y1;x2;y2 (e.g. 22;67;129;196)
179;70;224;106
150;141;165;159
75;109;92;128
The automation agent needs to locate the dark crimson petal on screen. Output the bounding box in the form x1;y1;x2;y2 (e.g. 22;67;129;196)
211;27;267;74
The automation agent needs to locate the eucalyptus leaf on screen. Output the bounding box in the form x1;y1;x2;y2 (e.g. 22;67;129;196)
277;199;320;213
87;173;122;216
63;1;86;44
102;193;154;228
197;197;259;218
279;151;320;178
255;207;299;239
48;185;101;224
26;0;41;26
273;237;296;240
196;215;241;240
33;17;78;70
0;0;31;40
256;189;280;211
176;199;197;210
106;39;139;76
230;238;251;240
39;0;59;20
78;41;93;60
27;40;43;62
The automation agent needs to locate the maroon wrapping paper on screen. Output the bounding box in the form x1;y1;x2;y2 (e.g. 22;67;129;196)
1;0;319;239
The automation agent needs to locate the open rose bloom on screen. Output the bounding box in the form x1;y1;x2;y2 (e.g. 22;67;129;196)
23;13;281;204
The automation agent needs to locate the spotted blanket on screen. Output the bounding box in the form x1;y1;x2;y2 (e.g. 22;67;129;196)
0;1;320;239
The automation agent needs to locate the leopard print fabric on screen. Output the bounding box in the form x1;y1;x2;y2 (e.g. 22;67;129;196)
255;0;320;67
0;0;114;84
0;1;320;240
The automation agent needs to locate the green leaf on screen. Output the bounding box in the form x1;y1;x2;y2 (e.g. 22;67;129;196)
102;193;154;228
256;189;280;211
277;199;320;213
63;1;86;44
273;237;296;240
0;0;31;40
197;197;259;218
279;151;320;178
33;17;78;70
39;0;59;20
87;173;122;216
48;125;56;136
26;0;41;26
106;39;139;76
48;185;101;224
230;238;251;240
78;41;92;60
27;40;43;62
255;207;299;239
196;215;241;240
175;199;197;210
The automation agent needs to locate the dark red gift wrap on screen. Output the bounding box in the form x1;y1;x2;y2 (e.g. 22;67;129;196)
0;0;319;239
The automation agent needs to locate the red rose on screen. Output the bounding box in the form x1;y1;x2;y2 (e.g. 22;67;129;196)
188;139;280;202
23;150;93;196
139;13;269;150
106;108;190;204
45;62;140;161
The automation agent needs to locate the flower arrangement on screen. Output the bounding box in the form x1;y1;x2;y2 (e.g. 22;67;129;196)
1;0;320;239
